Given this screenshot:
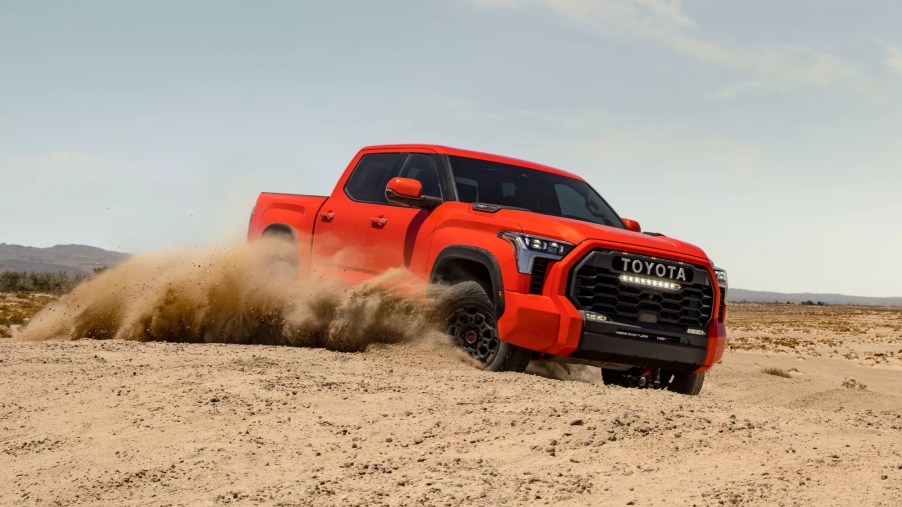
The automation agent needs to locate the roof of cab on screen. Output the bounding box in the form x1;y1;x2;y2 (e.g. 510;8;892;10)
359;144;584;181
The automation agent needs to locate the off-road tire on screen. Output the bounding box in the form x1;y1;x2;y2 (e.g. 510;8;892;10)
261;229;299;278
666;372;705;395
601;368;705;395
434;281;531;372
600;368;632;388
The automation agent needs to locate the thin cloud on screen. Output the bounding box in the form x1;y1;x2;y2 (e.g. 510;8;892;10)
552;128;763;181
405;95;763;181
887;45;902;76
470;0;883;99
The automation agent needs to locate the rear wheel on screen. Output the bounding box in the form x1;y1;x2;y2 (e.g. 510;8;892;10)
261;227;298;278
435;281;531;372
665;371;705;395
600;368;705;395
600;368;632;388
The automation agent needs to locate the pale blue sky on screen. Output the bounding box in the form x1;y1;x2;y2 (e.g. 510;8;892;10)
2;1;901;296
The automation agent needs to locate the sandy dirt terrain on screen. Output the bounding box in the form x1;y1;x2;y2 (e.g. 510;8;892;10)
1;297;901;506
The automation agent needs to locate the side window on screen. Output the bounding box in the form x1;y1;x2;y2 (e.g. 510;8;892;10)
344;153;404;204
399;154;442;198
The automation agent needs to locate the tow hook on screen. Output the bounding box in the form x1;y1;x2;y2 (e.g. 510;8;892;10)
634;368;663;389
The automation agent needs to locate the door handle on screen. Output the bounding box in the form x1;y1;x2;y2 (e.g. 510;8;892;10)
370;216;387;228
320;211;335;222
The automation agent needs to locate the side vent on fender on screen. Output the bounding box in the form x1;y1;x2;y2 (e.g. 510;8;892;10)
529;258;553;295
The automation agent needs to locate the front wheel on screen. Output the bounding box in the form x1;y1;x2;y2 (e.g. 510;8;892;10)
434;281;531;372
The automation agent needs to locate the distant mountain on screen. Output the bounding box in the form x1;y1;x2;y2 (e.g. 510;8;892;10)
0;243;131;277
728;288;902;307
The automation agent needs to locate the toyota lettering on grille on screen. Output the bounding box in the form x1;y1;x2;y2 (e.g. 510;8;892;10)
616;257;690;282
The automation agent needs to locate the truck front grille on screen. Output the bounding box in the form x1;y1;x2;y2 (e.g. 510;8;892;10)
569;250;714;330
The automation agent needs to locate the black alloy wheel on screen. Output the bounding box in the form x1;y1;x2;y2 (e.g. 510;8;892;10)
448;304;501;365
433;281;531;372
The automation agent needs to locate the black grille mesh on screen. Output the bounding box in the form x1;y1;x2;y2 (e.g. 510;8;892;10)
570;254;714;329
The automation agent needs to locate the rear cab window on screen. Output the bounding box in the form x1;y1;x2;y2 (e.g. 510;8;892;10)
344;153;405;204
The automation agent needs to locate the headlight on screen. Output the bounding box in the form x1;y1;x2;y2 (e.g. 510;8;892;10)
498;231;575;274
714;267;728;288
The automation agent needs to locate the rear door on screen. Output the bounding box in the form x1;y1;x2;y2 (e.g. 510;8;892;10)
311;152;405;281
364;151;446;274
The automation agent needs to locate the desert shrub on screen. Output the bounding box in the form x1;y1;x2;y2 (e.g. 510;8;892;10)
841;378;867;390
762;367;791;378
0;272;24;291
0;271;86;294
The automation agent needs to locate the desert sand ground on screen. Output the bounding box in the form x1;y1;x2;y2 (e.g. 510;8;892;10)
1;298;901;506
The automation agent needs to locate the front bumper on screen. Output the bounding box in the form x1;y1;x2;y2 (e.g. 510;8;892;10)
568;317;708;370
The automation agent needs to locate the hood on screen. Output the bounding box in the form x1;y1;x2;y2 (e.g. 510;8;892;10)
502;210;710;264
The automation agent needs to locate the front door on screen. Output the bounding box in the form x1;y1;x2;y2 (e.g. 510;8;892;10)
365;152;444;274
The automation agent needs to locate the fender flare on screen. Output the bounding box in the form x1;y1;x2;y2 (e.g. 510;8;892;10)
430;245;505;316
261;223;298;242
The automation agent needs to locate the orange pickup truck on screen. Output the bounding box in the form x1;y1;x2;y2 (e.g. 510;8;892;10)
248;144;728;395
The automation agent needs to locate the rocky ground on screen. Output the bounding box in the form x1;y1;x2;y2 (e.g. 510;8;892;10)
727;303;902;367
0;292;55;338
1;302;901;506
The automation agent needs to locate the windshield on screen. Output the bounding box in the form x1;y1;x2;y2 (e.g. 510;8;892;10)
449;156;625;229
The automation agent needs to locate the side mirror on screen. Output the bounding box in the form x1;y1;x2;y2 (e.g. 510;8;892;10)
622;218;641;233
385;177;442;209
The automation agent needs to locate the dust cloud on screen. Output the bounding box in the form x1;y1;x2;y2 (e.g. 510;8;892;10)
19;239;444;352
527;360;600;383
